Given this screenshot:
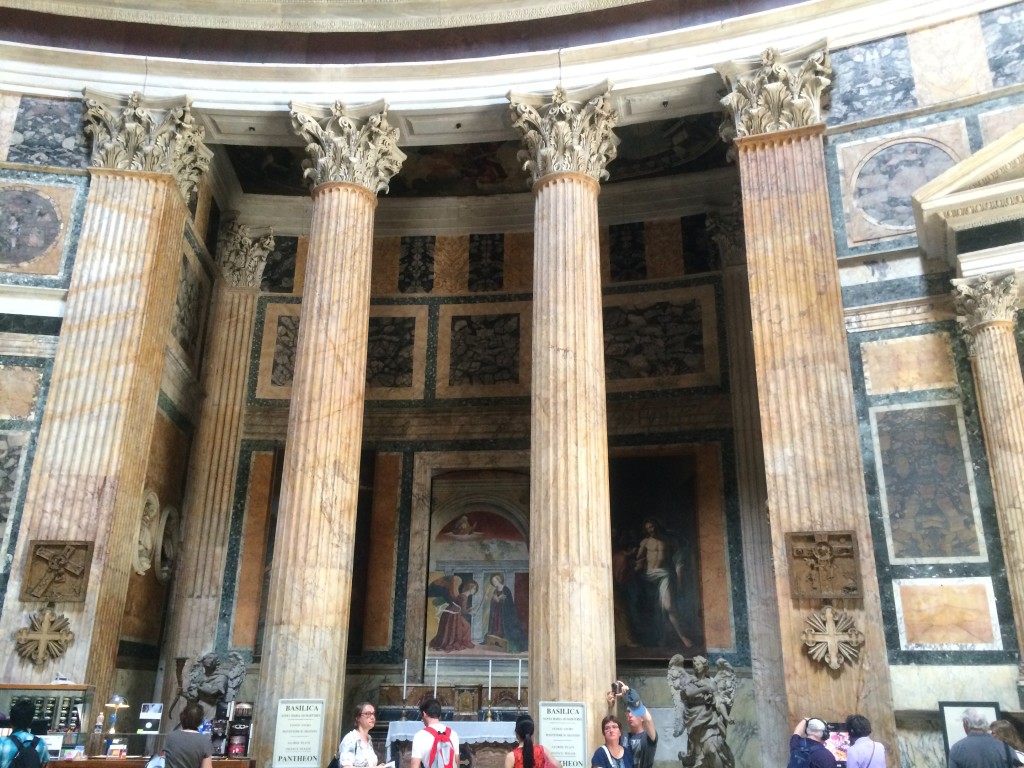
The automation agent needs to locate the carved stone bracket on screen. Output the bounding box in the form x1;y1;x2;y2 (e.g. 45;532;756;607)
15;608;74;667
801;605;864;670
82;89;213;205
134;489;161;576
155;505;180;584
289;99;406;193
715;41;832;142
508;81;620;185
20;540;94;602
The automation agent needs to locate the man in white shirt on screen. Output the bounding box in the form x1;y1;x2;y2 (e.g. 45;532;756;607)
410;700;460;768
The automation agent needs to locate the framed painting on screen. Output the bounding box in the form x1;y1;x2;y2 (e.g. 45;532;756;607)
939;701;1000;756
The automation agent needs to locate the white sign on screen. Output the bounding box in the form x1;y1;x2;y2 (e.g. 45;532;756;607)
537;702;588;768
273;699;325;768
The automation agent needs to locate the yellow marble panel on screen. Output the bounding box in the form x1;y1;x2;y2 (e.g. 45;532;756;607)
0;93;20;162
293;235;309;296
979;104;1024;145
232;450;276;649
362;452;402;651
695;443;733;650
645;218;684;279
371;235;401;297
0;365;42;419
435;300;531;398
433;234;469;294
907;17;993;106
366;304;429;401
255;301;300;400
861;332;957;395
0;182;78;276
896;578;999;648
502;232;533;292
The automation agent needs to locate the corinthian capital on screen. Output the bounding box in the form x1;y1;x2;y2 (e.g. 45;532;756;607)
715;41;832;142
953;272;1020;332
290;100;406;193
508;81;619;185
216;216;275;289
82;89;212;204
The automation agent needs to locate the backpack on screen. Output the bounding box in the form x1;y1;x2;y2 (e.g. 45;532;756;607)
9;735;42;768
426;727;456;768
786;738;825;768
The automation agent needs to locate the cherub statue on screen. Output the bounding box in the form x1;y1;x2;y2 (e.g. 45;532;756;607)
184;652;247;718
667;654;736;768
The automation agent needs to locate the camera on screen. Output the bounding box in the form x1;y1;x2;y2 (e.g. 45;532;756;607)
612;682;622;694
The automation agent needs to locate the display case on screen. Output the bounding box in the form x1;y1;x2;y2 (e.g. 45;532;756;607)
0;683;93;735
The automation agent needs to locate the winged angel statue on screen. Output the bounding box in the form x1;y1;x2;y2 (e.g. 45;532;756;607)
667;654;737;768
183;652;248;714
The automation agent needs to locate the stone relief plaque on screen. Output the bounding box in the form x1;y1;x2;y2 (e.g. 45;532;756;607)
15;608;74;667
785;530;862;600
21;540;94;602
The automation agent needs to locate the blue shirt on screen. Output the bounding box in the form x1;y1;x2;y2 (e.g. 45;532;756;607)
0;731;50;768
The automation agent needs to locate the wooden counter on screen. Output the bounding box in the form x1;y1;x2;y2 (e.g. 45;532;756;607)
50;760;252;768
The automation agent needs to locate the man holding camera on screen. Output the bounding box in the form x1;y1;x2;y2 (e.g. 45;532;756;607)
787;717;836;768
606;681;657;768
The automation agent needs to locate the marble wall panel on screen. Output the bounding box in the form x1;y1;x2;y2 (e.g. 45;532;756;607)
835;120;970;247
893;577;1002;650
0;431;30;527
372;236;402;297
870;401;986;564
0;365;43;420
433;234;469;294
644;219;684;280
170;245;213;369
254;299;301;400
366;305;429;401
435;301;530;399
602;284;719;393
231;450;276;650
680;213;718;274
979;104;1024;144
827;37;917;126
502;232;532;293
468;233;504;293
896;716;947;768
907;16;993;106
861;332;957;395
889;663;1021;710
0;180;80;278
981;1;1024;89
0;93;21;162
399;235;436;294
261;235;299;294
610;221;647;282
5;96;88;170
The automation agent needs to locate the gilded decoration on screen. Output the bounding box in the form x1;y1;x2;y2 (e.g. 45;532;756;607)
952;271;1020;331
217;217;276;289
801;605;865;670
508;82;620;185
82;90;212;205
289;100;406;193
20;540;94;603
716;42;832;141
785;531;862;600
15;608;74;667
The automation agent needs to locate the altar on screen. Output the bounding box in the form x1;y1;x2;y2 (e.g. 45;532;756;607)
385;720;517;764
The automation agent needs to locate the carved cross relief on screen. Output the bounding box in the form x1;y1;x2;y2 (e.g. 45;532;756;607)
15;608;75;666
785;530;862;600
801;605;865;670
21;540;94;602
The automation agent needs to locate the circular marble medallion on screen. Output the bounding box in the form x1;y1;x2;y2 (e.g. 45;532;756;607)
0;188;62;265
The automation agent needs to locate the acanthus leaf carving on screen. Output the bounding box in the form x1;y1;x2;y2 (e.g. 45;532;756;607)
216;215;276;289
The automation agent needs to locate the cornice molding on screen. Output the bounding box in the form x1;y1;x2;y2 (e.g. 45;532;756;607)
0;0;652;33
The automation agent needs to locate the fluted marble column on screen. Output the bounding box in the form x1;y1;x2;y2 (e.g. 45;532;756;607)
717;45;898;759
253;101;404;768
509;83;618;740
161;219;274;696
953;272;1024;666
0;91;210;711
711;206;788;767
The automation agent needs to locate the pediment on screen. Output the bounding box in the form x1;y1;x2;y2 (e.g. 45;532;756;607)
912;122;1024;273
